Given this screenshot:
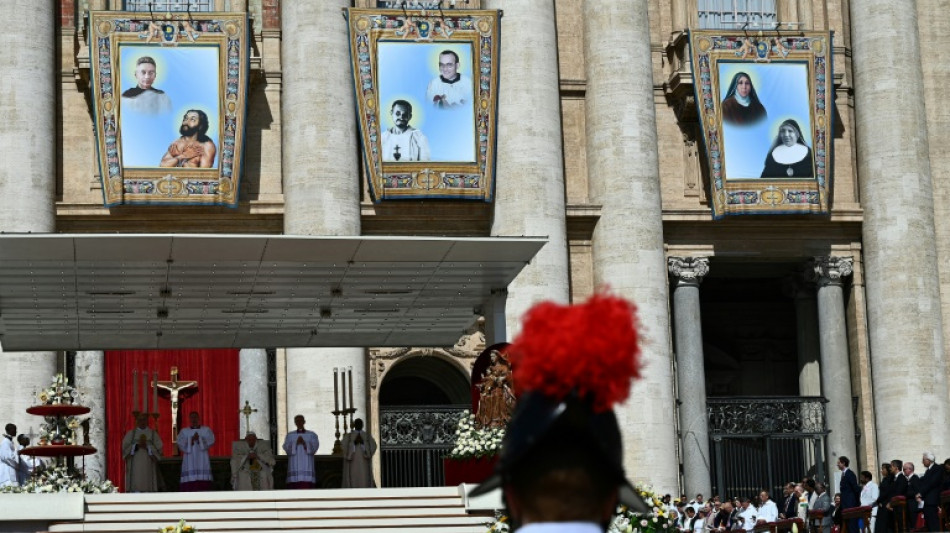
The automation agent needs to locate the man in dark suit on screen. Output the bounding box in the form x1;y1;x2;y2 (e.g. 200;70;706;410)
781;482;798;519
838;456;862;533
874;462;895;533
900;462;921;530
916;452;941;533
887;460;909;532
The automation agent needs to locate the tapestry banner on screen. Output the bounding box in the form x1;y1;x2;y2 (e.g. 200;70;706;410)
346;8;500;202
689;30;833;217
89;11;249;207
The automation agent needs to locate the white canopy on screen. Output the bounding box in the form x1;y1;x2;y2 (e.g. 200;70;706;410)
0;234;545;351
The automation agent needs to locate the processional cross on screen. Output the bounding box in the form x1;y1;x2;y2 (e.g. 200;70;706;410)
240;400;258;435
155;366;197;451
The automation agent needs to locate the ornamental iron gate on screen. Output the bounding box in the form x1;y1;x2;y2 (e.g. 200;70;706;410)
707;396;828;499
379;405;468;487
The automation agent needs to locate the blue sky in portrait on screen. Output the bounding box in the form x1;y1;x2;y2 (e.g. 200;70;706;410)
119;44;220;169
377;41;476;162
719;61;812;179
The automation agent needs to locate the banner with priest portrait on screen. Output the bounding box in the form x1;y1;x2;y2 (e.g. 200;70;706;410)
346;7;501;202
90;12;249;207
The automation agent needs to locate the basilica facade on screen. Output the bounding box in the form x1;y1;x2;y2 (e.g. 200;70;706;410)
1;0;948;498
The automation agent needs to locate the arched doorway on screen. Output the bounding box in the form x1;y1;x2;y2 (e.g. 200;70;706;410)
377;353;471;487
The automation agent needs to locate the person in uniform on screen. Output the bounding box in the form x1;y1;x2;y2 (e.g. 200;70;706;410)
470;294;650;532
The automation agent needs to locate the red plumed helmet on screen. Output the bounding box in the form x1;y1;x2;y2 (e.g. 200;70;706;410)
508;292;642;413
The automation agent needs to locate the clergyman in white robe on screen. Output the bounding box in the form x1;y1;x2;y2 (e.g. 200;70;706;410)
177;412;215;492
341;419;377;489
282;414;319;489
0;428;19;488
122;414;163;492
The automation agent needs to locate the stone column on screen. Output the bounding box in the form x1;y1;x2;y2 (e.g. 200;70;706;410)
74;351;107;481
808;257;857;482
850;0;950;461
668;257;712;497
584;1;679;493
239;349;270;437
483;0;571;337
0;0;57;430
281;1;365;451
916;0;950;405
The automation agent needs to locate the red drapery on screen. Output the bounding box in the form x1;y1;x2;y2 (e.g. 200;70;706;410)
104;349;239;492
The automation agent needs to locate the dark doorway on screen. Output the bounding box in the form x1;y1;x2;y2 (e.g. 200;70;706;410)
378;355;470;487
699;264;801;397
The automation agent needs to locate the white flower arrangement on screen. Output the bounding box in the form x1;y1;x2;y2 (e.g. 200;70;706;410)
447;410;504;460
0;464;116;494
36;373;80;406
159;519;197;533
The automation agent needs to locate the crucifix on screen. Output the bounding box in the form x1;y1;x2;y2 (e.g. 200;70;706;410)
240;400;258;435
155;366;197;452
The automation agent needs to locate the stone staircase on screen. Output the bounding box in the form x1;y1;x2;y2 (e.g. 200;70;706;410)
45;486;495;533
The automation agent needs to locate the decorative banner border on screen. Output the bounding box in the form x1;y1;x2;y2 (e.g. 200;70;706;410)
346;8;500;202
89;11;248;207
689;30;833;218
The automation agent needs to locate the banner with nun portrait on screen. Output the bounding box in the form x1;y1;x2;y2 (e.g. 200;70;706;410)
346;8;500;201
89;11;249;207
689;30;833;217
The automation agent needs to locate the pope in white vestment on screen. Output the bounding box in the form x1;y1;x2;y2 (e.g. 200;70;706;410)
177;412;215;491
231;432;275;491
341;418;377;489
122;413;163;492
0;426;19;488
283;414;319;489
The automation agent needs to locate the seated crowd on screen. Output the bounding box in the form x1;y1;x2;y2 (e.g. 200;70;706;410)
663;454;950;533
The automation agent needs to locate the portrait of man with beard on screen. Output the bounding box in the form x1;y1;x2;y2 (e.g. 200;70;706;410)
160;109;217;168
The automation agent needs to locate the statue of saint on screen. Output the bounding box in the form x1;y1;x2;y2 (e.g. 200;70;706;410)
475;350;515;429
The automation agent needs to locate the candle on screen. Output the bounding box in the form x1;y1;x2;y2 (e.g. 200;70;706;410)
152;372;158;416
132;369;138;412
348;367;354;412
333;368;339;411
341;370;347;411
142;372;148;414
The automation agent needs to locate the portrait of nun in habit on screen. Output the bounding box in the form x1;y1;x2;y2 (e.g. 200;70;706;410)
721;71;767;126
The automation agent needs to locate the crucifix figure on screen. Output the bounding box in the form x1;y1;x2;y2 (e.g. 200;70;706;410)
155;366;197;451
240;400;258;434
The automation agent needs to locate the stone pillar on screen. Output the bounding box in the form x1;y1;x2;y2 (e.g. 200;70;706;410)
850;0;950;461
0;0;57;431
809;257;857;482
281;1;365;451
74;351;107;481
483;0;571;337
239;348;270;437
584;0;679;493
916;0;950;405
786;278;822;396
668;257;712;497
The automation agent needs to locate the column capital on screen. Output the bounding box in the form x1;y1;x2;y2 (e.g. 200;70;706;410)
668;256;710;287
808;256;854;287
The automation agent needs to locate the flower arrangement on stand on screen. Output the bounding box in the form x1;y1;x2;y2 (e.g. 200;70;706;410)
484;484;677;533
36;373;80;406
0;464;116;494
159;519;197;533
446;410;504;460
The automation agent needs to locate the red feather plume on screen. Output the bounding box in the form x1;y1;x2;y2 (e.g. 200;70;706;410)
508;292;642;413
